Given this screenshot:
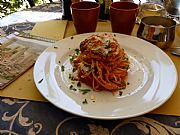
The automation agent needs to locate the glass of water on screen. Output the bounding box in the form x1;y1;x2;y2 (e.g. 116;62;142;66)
136;2;166;24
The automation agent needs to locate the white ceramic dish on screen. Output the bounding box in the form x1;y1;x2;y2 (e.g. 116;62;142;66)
33;32;177;120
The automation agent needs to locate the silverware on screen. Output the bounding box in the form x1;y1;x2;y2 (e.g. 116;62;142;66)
13;31;57;43
170;47;180;56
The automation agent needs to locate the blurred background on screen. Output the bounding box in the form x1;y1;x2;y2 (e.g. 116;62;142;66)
0;0;60;18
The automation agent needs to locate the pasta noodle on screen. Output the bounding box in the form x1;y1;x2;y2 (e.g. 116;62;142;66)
71;33;129;93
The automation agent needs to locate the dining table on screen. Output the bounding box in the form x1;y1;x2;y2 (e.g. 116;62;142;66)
0;1;180;135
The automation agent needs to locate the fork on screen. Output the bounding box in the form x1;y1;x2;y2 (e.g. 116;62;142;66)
170;47;180;56
13;31;57;43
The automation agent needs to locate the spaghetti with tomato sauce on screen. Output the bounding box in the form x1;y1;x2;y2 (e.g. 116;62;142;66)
71;33;129;93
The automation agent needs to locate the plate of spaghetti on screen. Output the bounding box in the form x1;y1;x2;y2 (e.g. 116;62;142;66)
34;32;177;119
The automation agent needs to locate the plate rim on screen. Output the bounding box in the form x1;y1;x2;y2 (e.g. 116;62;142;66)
33;32;178;120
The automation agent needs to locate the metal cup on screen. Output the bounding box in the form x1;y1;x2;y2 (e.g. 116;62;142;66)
137;16;176;50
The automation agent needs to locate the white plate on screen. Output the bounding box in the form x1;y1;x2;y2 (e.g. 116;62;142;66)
33;32;178;120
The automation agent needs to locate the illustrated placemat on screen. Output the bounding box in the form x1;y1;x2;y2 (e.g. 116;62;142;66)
0;20;68;102
0;35;50;89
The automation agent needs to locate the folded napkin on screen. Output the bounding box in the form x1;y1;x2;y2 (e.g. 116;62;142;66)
30;20;67;40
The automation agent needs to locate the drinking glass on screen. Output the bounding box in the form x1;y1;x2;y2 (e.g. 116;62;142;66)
110;1;139;35
136;2;166;24
71;1;100;34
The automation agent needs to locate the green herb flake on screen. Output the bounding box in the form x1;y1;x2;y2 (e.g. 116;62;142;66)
75;48;80;55
72;88;77;91
69;74;72;79
79;89;91;95
119;91;123;96
124;57;129;61
120;81;126;86
38;79;43;84
124;65;129;69
104;40;110;49
69;55;75;62
82;99;88;104
72;68;76;72
61;65;65;72
69;85;73;90
69;85;77;91
77;81;81;87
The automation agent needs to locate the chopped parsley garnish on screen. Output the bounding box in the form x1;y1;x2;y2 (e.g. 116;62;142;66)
119;91;123;96
38;79;43;84
123;65;129;69
75;48;80;55
69;85;77;91
72;88;77;91
79;89;91;95
120;81;126;86
82;99;88;104
69;74;72;79
72;68;76;72
77;81;81;87
69;85;73;89
69;55;75;62
124;57;129;61
69;49;80;62
104;40;110;49
61;65;65;71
